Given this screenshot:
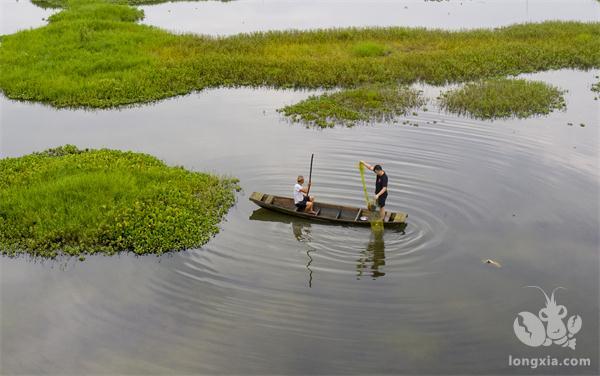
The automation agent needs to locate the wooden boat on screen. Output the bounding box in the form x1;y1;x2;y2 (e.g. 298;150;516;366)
249;192;407;227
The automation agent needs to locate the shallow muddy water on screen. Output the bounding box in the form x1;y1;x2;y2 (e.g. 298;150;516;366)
139;0;600;35
1;69;598;374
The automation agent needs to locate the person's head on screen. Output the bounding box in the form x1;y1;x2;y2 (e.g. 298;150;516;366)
297;175;305;184
373;165;384;176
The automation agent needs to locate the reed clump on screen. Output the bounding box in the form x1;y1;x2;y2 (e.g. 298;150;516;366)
0;145;239;259
438;78;566;119
1;0;598;108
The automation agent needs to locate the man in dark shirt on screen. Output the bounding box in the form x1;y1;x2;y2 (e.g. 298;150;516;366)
360;160;388;219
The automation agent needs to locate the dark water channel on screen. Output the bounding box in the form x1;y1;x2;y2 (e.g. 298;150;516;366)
0;1;599;374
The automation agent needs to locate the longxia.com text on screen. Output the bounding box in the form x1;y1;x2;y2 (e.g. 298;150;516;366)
508;355;591;369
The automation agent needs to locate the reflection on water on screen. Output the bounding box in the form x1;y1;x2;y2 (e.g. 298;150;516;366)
249;208;318;287
250;208;409;284
358;230;386;279
291;222;316;287
357;228;389;280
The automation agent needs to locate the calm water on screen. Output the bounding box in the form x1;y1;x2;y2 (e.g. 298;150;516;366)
1;1;600;375
140;0;600;35
1;69;598;374
0;1;55;36
3;1;598;36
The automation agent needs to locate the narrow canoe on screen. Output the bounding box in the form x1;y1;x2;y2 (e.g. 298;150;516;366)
249;191;407;227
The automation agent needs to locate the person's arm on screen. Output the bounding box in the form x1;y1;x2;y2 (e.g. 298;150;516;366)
360;160;374;171
300;183;312;194
375;186;387;199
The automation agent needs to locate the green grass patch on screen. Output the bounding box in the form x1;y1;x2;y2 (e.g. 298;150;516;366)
0;145;239;259
438;78;566;119
278;86;425;128
1;0;598;108
352;42;391;57
31;0;80;8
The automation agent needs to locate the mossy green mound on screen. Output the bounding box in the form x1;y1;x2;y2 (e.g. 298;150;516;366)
439;78;566;119
278;86;425;128
0;0;598;108
0;145;239;258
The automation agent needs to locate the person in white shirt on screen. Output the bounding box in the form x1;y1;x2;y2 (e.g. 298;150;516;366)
294;175;316;214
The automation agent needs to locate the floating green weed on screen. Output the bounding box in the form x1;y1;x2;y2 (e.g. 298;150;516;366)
439;78;566;119
1;1;598;108
278;86;425;127
0;145;239;259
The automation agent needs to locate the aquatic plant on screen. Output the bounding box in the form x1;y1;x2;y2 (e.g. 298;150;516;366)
31;0;82;8
438;78;566;119
1;0;598;108
278;86;425;127
30;0;231;8
0;145;239;258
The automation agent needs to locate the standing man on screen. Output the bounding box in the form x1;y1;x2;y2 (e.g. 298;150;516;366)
359;161;388;219
294;175;316;214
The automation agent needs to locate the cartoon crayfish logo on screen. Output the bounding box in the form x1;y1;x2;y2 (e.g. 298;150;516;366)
513;286;582;350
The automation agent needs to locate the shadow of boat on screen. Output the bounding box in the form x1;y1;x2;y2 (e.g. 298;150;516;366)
250;208;407;284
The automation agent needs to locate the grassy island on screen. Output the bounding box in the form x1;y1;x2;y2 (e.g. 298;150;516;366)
439;79;566;119
0;146;239;258
279;86;425;128
0;0;598;108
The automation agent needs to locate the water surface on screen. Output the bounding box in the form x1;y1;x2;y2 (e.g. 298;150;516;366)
0;0;55;35
2;0;599;37
140;0;600;35
1;69;598;374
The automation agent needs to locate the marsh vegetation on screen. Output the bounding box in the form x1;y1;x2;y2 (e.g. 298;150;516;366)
279;86;425;128
0;145;239;259
0;0;597;108
438;78;566;119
